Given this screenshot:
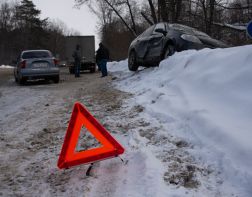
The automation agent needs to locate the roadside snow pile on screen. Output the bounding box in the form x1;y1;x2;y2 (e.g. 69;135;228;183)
108;45;252;196
0;65;13;69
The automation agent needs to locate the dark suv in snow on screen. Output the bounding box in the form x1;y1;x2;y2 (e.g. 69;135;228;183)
128;23;227;71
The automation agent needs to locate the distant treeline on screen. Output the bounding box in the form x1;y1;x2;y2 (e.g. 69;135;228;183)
0;0;80;64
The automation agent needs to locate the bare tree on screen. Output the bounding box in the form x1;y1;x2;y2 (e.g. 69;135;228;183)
141;11;154;25
148;0;157;23
75;0;137;37
125;0;136;32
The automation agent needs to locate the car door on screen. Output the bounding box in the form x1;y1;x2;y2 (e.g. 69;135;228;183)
134;25;155;60
146;23;166;61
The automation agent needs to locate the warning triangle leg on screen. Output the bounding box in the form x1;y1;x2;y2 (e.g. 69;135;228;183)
86;163;94;176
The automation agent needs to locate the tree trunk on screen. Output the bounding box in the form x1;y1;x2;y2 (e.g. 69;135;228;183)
159;0;168;22
175;0;182;22
208;0;215;35
141;12;154;25
170;0;176;22
126;0;136;33
148;0;158;24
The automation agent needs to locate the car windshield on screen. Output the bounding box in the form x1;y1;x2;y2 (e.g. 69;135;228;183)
169;24;194;33
169;24;210;37
192;30;210;37
22;51;52;59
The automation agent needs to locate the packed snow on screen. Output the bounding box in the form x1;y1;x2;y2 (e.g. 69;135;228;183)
108;45;252;196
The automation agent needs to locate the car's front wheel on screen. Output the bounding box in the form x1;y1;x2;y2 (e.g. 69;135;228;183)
69;67;74;74
128;50;139;71
90;66;96;73
18;77;26;85
163;45;175;60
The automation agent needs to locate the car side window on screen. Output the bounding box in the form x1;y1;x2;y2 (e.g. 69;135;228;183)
153;23;165;35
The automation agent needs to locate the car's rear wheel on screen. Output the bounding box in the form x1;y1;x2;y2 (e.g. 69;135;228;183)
128;50;139;71
163;45;175;60
53;75;60;83
18;77;26;85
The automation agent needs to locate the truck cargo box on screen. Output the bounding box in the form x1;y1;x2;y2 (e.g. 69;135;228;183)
65;36;96;73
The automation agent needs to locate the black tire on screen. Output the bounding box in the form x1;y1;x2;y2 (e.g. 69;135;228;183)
53;75;59;83
19;77;26;85
90;67;96;73
69;67;74;74
162;45;175;60
128;50;139;71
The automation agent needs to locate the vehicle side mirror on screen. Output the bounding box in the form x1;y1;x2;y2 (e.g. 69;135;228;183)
155;28;167;36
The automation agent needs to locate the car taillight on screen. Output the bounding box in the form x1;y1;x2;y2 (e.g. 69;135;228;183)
53;58;59;66
20;60;26;68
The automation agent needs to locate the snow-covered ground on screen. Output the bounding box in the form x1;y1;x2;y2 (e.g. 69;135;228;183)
108;45;252;196
1;45;252;197
0;65;13;69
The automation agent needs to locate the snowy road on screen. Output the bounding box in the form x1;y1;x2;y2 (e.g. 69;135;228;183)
0;68;130;196
1;68;173;197
1;44;252;197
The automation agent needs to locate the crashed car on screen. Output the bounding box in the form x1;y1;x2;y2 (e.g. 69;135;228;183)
128;22;227;71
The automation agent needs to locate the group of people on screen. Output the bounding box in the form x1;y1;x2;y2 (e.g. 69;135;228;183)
72;42;110;78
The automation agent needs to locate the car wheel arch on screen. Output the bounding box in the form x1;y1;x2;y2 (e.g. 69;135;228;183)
164;39;176;50
162;39;176;59
129;48;137;57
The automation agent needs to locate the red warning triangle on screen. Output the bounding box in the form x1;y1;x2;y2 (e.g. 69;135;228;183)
57;102;125;169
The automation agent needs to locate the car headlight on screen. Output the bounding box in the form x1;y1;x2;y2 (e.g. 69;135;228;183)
181;34;202;44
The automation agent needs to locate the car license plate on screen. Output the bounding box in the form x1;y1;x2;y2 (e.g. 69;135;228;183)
33;63;48;68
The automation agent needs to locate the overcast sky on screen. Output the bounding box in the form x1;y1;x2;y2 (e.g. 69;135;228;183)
32;0;99;47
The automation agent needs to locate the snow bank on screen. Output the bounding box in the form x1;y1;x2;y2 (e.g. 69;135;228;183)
0;65;13;69
108;45;252;196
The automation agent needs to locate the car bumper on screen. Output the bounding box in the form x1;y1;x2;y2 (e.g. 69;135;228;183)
20;68;59;78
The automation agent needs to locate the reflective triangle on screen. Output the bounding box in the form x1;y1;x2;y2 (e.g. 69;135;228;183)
57;102;125;169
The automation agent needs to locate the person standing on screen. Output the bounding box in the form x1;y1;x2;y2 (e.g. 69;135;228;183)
96;43;109;77
72;44;81;78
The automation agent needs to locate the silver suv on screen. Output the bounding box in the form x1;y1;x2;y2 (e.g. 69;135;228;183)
14;50;60;84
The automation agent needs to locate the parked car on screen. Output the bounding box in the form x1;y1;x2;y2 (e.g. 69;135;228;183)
14;50;60;84
128;23;228;71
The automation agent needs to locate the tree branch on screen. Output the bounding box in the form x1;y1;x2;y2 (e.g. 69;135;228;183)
126;0;136;32
102;0;136;37
141;12;154;26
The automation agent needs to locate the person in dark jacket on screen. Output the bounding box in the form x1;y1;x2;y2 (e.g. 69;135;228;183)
96;43;109;77
72;44;81;77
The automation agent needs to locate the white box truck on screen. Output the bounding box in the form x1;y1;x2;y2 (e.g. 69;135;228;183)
65;36;96;73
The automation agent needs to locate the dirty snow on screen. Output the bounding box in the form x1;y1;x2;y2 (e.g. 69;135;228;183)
1;45;252;197
108;44;252;196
